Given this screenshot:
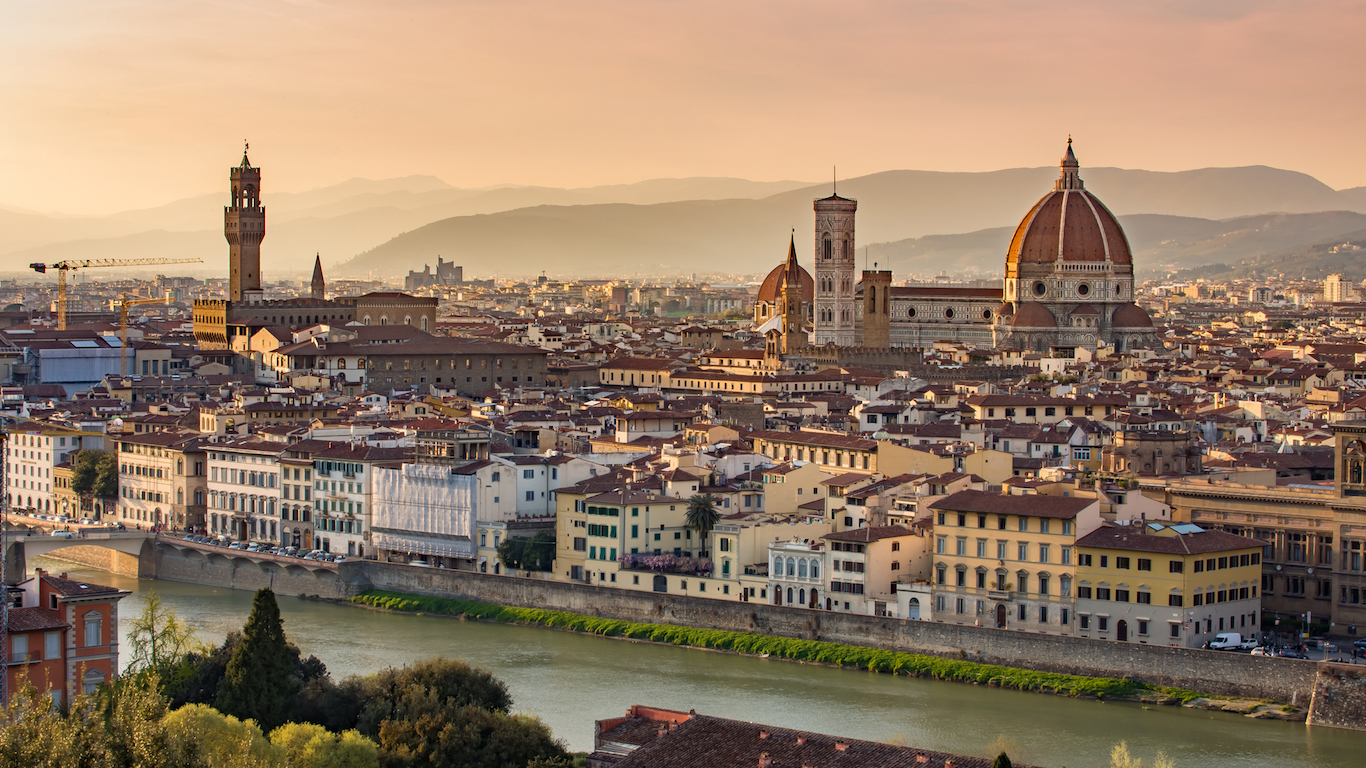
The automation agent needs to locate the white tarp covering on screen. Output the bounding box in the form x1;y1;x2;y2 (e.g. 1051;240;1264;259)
371;464;477;559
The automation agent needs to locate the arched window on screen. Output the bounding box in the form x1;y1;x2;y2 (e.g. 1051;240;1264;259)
799;588;806;606
810;561;820;579
823;235;832;259
868;286;877;314
786;558;796;577
798;560;808;578
786;587;794;605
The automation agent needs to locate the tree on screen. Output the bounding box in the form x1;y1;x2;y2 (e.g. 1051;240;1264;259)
128;592;203;674
215;588;300;733
271;723;379;768
94;451;119;498
162;703;279;768
497;530;555;571
991;752;1013;768
685;493;720;551
375;697;566;768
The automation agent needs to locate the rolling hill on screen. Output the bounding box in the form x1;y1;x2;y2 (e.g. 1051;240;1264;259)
5;165;1365;279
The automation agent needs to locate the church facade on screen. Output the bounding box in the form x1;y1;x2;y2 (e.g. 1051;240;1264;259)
759;142;1160;356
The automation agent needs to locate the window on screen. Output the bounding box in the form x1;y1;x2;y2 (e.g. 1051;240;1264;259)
1098;617;1109;632
1080;614;1090;630
1077;585;1092;599
1170;623;1181;638
1017;542;1028;561
1169;560;1184;574
84;612;102;647
525;491;535;502
1018;517;1028;532
1078;553;1091;567
1137;558;1151;571
1138;620;1149;636
523;469;535;479
1115;589;1130;602
1168;594;1183;607
1038;544;1049;563
45;631;61;660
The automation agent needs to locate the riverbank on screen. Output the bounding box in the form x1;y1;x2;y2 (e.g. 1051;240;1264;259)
347;589;1307;722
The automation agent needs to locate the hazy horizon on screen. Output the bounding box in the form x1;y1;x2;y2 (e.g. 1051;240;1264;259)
3;1;1365;216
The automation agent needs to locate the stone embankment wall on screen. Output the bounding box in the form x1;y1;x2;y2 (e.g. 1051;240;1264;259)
153;543;351;598
1309;664;1366;730
360;561;1318;704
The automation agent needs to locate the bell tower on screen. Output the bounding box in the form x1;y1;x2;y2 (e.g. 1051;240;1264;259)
226;143;265;303
813;186;857;346
781;234;804;354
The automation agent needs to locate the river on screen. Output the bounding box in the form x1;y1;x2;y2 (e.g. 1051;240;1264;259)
28;556;1366;767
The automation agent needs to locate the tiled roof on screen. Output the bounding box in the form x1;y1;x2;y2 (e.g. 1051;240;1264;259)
596;709;1009;768
929;489;1096;519
7;607;69;633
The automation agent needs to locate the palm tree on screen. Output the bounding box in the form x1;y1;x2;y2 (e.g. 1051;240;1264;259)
686;493;721;555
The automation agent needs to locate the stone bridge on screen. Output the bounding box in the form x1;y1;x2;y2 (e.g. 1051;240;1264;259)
4;530;156;581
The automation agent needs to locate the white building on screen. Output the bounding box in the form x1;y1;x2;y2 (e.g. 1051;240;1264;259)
309;443;410;557
767;538;826;609
205;438;284;543
5;424;104;514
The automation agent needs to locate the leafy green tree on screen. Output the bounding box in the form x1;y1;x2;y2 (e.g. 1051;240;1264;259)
215;588;299;733
71;449;100;496
497;530;555;571
95;451;119;498
685;493;720;551
271;723;379;768
375;696;566;768
991;752;1013;768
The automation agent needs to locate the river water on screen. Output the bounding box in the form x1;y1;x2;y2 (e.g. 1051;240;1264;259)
29;556;1366;767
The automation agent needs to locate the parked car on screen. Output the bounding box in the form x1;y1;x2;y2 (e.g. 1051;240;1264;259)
334;556;347;563
246;543;260;552
408;560;433;568
1353;639;1366;651
228;541;242;549
1274;649;1309;659
1250;646;1270;656
79;518;95;525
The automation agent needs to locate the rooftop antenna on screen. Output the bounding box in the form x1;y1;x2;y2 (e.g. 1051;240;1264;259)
833;166;837;196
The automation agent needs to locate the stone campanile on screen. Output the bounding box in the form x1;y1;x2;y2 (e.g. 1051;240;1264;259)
226;144;265;303
813;190;857;346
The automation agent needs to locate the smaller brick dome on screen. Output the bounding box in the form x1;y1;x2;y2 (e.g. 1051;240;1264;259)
1112;302;1154;328
1011;302;1057;328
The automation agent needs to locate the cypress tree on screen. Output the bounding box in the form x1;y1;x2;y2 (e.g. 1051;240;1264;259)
991;752;1013;768
216;588;299;731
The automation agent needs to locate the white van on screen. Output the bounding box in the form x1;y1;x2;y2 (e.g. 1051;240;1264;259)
1209;632;1256;651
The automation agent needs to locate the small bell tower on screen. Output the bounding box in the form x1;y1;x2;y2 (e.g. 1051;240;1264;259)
310;253;326;300
781;234;804;354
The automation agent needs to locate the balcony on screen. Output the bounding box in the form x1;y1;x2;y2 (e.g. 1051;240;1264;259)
987;589;1013;601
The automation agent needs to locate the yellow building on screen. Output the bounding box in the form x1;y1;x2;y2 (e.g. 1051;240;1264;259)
1075;522;1262;647
929;490;1102;634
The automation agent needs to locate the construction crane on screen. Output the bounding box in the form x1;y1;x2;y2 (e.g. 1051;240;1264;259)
119;292;176;377
29;258;202;330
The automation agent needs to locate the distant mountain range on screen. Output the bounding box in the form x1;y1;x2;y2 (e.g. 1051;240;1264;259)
3;165;1365;281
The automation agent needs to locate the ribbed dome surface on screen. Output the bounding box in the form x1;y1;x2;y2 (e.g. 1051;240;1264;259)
1011;302;1057;328
756;261;814;303
1006;143;1132;266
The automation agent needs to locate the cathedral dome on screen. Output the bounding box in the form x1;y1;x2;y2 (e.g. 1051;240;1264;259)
756;260;814;304
1111;302;1154;328
1005;141;1132;266
1011;302;1057;328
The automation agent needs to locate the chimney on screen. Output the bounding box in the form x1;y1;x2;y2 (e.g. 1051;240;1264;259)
758;753;772;768
657;726;668;738
796;736;807;745
758;731;769;740
835;742;849;752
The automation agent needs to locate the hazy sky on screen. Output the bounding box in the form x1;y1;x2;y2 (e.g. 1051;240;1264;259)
3;0;1364;215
